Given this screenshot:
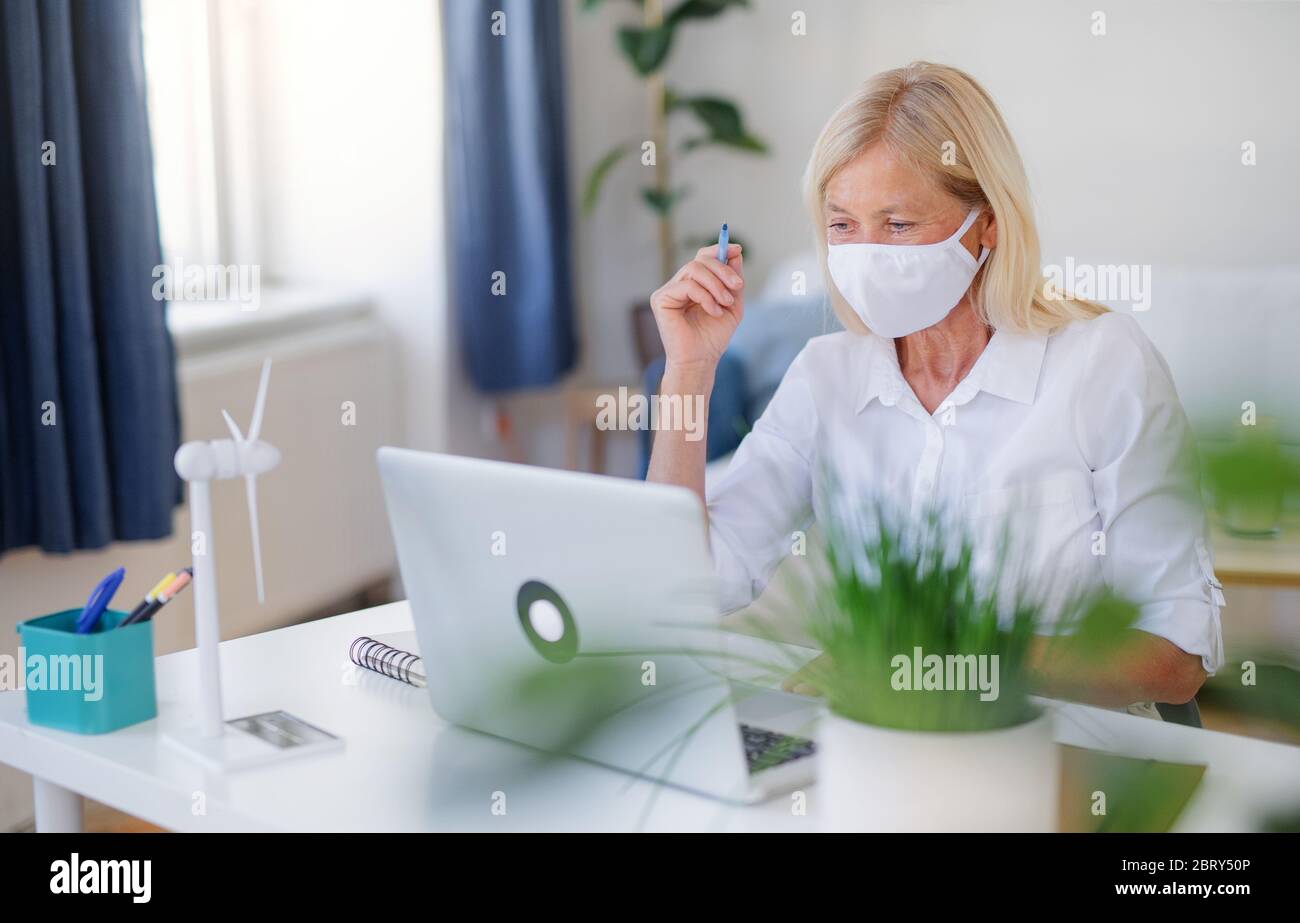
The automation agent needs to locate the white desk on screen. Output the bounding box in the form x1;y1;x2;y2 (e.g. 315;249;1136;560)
2;602;1298;832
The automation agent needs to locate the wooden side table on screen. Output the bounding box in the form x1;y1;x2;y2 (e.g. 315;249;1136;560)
1212;515;1300;588
564;382;642;474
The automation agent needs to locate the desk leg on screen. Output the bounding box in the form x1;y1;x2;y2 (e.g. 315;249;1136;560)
33;778;83;832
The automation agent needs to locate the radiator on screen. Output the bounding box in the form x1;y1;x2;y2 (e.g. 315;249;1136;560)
0;293;400;829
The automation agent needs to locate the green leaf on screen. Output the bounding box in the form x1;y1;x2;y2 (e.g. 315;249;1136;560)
681;133;767;154
580;0;645;11
607;1;752;76
641;185;689;215
668;94;739;132
582;143;632;214
1202;428;1299;504
1086;753;1207;833
668;0;749;25
1199;658;1300;733
617;24;674;75
1068;591;1140;657
668;95;767;153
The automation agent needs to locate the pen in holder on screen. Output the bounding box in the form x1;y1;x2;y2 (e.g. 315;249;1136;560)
16;609;157;734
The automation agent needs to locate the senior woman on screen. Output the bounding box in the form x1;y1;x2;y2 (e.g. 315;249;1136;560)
646;62;1223;710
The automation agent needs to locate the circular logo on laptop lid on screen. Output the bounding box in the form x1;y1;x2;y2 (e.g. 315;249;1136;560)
516;580;579;663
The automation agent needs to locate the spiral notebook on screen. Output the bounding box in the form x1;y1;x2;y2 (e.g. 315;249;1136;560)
349;631;426;687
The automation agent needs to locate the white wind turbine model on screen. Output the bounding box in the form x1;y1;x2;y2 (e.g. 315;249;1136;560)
166;359;341;770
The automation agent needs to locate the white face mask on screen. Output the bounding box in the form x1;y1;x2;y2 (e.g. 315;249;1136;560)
827;208;990;338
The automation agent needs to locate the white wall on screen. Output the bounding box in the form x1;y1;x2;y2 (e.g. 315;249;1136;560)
567;0;1300;389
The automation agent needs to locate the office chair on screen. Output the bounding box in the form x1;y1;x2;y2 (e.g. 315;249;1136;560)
1155;699;1203;728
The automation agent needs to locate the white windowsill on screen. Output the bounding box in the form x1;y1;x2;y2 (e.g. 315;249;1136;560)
167;285;374;359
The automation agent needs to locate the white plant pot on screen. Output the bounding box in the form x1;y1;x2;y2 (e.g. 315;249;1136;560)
817;709;1059;832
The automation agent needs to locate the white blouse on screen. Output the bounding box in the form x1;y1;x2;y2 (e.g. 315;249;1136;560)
706;312;1225;673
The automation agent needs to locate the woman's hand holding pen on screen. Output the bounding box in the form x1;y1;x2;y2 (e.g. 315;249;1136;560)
645;230;743;502
649;242;746;375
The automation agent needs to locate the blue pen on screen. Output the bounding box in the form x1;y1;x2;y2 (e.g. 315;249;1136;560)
717;223;730;263
75;567;126;634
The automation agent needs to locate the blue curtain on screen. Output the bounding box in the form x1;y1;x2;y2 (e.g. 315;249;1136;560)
0;0;179;555
442;0;578;392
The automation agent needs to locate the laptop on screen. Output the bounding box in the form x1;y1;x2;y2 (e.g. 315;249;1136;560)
376;447;820;803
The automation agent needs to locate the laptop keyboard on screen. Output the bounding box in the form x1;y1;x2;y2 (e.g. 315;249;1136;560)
740;723;816;773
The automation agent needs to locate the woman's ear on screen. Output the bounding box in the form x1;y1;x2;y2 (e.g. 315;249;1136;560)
980;209;998;250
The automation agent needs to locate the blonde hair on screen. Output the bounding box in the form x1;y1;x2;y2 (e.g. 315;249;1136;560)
803;62;1106;335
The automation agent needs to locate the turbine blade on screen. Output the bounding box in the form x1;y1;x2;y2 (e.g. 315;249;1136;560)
221;409;245;443
248;358;272;442
246;475;266;604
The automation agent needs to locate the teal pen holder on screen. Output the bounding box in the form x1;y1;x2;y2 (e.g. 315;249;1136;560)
16;609;157;734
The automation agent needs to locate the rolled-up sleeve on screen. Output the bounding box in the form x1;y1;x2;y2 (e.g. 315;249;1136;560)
1076;314;1225;674
707;348;819;613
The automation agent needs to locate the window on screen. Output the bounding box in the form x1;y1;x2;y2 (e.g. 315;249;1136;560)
142;0;264;297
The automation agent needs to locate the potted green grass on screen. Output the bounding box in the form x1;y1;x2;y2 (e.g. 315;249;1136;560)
789;502;1138;832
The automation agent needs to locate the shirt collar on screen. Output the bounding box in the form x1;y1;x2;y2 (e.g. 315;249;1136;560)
977;328;1049;404
855;328;1048;413
856;334;906;411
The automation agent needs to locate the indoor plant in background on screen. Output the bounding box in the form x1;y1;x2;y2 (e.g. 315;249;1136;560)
1201;420;1299;537
579;0;768;281
786;502;1140;832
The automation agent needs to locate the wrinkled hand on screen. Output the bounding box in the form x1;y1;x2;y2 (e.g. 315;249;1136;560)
649;243;745;371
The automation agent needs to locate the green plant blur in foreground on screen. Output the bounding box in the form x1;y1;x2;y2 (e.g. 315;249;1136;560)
793;504;1139;733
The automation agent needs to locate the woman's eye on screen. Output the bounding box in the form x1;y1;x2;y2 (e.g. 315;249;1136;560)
829;222;850;233
887;221;913;233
